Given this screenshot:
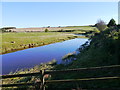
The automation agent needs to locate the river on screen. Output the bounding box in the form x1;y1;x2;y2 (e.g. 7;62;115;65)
1;38;88;74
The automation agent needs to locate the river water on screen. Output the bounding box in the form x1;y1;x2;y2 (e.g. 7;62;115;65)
1;38;88;74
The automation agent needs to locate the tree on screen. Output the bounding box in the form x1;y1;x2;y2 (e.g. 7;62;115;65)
107;18;116;27
0;27;16;32
96;19;107;32
0;28;6;32
47;26;50;28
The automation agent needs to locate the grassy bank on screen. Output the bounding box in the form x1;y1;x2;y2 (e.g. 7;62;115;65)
1;32;80;54
2;60;57;90
52;26;120;89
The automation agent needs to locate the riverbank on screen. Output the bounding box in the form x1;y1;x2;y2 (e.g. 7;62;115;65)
52;26;120;89
2;60;57;86
1;32;87;54
2;38;88;74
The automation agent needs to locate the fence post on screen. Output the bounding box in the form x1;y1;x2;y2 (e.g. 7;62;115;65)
40;69;45;90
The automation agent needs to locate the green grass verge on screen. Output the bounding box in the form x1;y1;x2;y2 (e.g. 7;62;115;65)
1;32;79;54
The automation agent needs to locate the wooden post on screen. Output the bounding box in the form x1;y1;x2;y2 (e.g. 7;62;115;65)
40;70;45;90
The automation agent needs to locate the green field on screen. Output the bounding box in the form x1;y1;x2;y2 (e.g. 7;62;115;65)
1;32;80;54
63;26;98;31
1;26;96;54
64;26;95;29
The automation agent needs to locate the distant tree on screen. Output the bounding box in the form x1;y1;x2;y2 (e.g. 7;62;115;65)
0;28;6;32
94;24;97;27
45;28;49;32
1;27;16;30
0;27;16;32
96;19;107;32
107;18;116;27
47;26;50;28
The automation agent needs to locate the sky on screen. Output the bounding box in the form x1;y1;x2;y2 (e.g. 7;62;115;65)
2;2;118;28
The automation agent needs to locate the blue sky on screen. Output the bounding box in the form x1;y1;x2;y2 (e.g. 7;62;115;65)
2;2;118;28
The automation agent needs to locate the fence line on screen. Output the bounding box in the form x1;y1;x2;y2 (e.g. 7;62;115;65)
1;65;120;89
1;76;120;87
1;72;42;79
45;65;120;74
1;82;36;87
46;76;120;83
1;65;120;79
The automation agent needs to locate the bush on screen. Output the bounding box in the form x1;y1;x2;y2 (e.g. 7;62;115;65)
45;28;49;32
96;19;107;32
117;24;120;29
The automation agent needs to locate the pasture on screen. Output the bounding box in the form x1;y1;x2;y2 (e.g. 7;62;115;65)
1;32;77;54
1;26;97;54
6;26;97;32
